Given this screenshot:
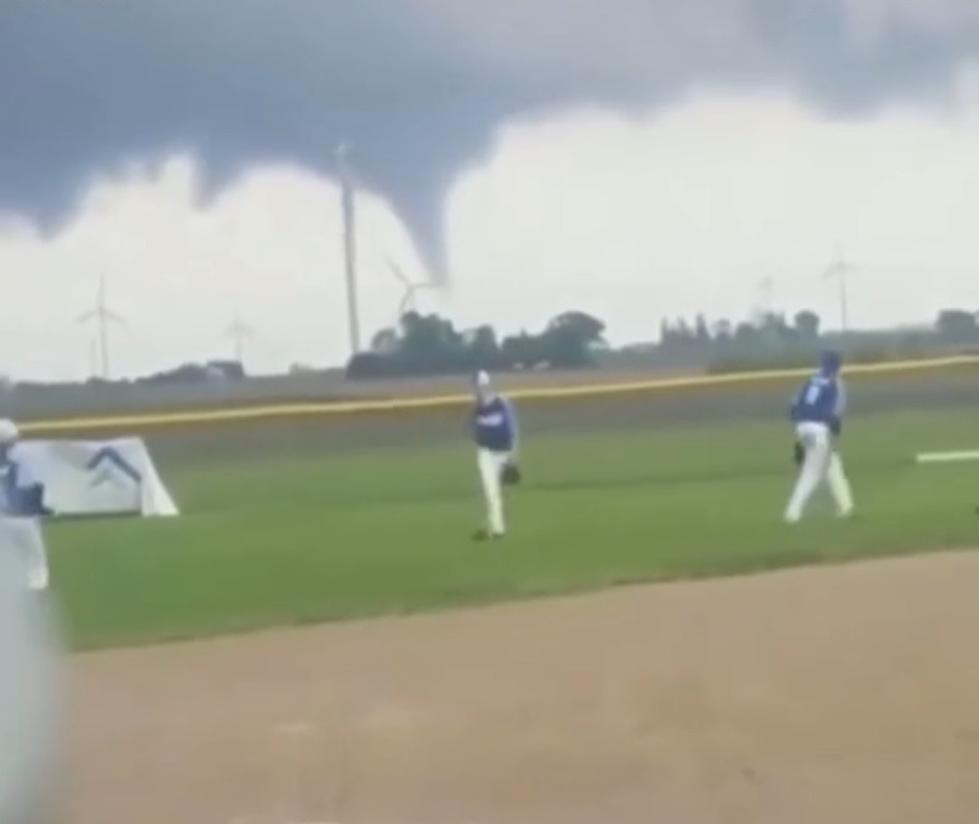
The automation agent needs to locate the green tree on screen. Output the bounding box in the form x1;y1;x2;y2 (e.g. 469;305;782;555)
734;322;760;344
370;328;399;354
544;311;607;368
501;331;541;368
711;319;733;341
468;325;500;369
548;311;606;344
936;309;977;342
695;314;711;344
794;310;821;342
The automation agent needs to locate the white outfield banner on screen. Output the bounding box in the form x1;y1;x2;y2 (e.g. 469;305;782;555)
11;438;178;518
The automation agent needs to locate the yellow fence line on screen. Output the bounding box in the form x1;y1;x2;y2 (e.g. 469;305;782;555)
19;354;979;434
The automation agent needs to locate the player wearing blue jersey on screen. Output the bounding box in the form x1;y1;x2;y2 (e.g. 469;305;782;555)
471;371;519;541
784;351;854;523
0;419;49;591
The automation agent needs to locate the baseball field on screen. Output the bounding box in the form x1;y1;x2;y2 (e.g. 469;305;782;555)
53;362;979;823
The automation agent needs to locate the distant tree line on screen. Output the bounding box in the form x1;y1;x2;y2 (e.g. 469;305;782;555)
347;311;607;379
349;304;979;380
658;310;822;353
135;360;245;386
348;307;830;380
602;309;828;373
14;305;973;389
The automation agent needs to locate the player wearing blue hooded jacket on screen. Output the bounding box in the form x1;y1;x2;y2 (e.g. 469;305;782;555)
784;351;854;523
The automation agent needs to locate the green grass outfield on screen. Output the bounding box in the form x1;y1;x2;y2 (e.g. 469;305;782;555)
49;406;979;650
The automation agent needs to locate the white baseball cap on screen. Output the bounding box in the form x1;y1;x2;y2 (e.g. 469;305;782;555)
474;370;491;388
0;419;19;445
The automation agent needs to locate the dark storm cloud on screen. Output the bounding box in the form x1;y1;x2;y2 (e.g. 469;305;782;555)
1;0;978;277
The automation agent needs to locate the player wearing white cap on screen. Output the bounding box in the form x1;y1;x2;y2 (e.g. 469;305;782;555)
0;420;50;591
470;371;520;541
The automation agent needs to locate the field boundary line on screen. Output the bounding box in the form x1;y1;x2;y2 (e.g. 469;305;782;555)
20;354;979;434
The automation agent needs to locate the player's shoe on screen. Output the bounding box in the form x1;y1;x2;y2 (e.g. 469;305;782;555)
471;529;504;542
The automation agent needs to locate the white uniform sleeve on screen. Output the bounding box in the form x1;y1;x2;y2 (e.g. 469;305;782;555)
834;378;847;418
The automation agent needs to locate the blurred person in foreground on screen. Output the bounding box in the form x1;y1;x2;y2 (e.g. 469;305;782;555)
0;535;60;823
784;351;854;523
0;419;50;590
471;371;520;541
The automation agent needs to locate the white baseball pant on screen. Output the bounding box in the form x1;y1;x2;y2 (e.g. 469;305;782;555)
477;448;511;536
785;421;854;523
0;517;49;591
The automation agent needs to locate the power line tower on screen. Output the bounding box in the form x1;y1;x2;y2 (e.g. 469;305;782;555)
336;142;361;356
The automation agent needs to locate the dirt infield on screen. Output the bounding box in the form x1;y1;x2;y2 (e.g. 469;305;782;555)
63;551;979;824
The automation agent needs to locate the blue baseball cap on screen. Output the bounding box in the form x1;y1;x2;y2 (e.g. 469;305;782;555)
820;350;843;374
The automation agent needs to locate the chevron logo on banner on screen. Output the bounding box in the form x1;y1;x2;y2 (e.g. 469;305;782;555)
86;447;142;486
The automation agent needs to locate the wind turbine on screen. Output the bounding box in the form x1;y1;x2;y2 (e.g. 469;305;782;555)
227;316;255;365
387;259;433;323
78;276;125;380
822;244;852;335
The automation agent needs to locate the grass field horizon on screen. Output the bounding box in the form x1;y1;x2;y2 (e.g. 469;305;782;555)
47;397;979;651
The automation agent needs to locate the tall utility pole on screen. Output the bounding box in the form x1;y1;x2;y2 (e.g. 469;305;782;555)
78;275;123;380
336;142;361;356
227;316;253;365
823;245;851;336
758;276;774;316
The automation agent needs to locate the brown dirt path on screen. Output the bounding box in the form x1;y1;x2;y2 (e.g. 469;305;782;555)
62;551;979;823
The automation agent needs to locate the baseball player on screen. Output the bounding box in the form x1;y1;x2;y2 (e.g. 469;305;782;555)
0;419;50;591
0;543;59;824
471;371;520;541
784;351;854;523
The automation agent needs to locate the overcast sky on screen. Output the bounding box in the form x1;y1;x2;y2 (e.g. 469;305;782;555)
2;1;979;380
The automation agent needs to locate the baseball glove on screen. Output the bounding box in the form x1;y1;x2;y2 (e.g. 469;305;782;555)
501;462;522;486
793;441;805;467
